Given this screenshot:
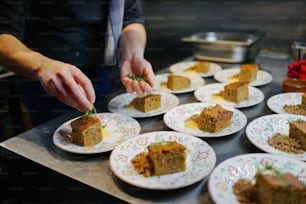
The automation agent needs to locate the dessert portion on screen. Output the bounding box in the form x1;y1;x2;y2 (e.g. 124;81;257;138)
289;120;306;151
239;64;259;83
223;82;249;103
233;166;306;204
283;93;306;116
187;104;233;133
70;115;103;146
167;74;191;90
131;141;186;177
194;61;210;73
130;94;161;112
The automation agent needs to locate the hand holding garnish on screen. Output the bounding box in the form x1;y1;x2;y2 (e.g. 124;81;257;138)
127;73;146;82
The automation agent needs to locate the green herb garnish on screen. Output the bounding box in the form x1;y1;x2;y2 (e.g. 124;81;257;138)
127;73;145;82
84;105;97;117
256;165;282;178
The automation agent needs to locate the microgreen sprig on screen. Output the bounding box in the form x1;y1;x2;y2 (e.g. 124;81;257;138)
127;73;145;82
84;105;97;117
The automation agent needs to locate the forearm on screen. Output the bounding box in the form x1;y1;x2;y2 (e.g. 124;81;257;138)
119;23;147;62
0;34;48;80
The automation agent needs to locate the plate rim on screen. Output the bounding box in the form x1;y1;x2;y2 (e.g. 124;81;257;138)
52;112;141;154
109;130;217;190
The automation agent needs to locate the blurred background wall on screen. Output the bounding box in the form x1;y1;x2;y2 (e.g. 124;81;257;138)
141;0;306;69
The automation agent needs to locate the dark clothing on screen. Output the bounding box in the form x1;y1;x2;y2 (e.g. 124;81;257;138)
0;0;145;126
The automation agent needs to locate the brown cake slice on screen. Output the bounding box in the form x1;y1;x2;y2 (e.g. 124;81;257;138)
197;104;233;133
302;93;306;108
223;81;249;103
148;141;186;176
131;94;161;112
70;115;103;146
239;64;259;82
194;61;210;73
255;172;306;204
289;120;306;150
167;74;191;90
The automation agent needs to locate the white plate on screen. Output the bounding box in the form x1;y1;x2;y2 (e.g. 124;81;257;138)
208;153;306;204
163;102;247;137
107;91;179;118
246;114;306;161
267;92;304;114
109;131;216;190
53;113;141;154
213;67;273;86
153;73;205;94
194;83;265;108
169;61;222;77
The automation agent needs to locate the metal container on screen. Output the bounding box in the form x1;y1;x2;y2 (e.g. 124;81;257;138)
182;31;264;63
292;41;306;60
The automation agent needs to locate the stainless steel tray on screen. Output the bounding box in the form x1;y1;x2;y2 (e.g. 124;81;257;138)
182;31;264;63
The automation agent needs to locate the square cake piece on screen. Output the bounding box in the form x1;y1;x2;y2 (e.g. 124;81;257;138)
148;141;186;176
239;64;259;82
289;120;306;150
197;104;233;132
194;61;210;73
302;92;306;107
132;94;161;112
167;74;191;90
223;81;249;103
70;116;103;146
255;172;306;204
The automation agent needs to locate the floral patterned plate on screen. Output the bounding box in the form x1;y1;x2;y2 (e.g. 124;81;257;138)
194;83;264;108
107;91;179;118
246;114;306;161
267;92;304;114
109;131;216;190
213;67;273;86
53;113;141;154
163;102;247;137
153;73;205;94
208;153;306;204
169;61;222;77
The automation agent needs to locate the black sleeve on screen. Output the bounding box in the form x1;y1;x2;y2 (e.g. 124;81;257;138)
0;0;33;40
123;0;145;27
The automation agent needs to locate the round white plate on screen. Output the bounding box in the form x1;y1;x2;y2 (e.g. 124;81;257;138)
109;131;216;190
163;102;247;137
153;73;205;94
246;113;306;161
107;91;179;118
169;61;222;77
53;113;141;154
213;67;273;86
194;83;265;108
267;92;304;114
208;153;306;204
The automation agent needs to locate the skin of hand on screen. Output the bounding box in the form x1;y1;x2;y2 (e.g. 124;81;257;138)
119;23;155;95
0;34;95;112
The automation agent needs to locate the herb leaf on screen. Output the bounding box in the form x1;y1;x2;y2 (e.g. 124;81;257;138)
127;73;145;82
84;105;97;116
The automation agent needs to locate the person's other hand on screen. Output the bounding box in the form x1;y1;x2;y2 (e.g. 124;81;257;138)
120;56;154;95
37;58;95;112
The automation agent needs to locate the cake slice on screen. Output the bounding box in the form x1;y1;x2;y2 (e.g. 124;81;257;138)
302;93;306;108
131;94;161;112
223;81;249;103
239;64;259;82
197;104;233;132
194;61;210;73
289;120;306;150
148;141;186;176
167;74;191;90
70;115;103;146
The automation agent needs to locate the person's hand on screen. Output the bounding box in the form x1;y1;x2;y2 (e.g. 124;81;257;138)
120;56;155;95
37;58;96;112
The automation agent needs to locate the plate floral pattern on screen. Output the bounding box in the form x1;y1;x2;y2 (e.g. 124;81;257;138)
194;83;264;108
169;61;222;77
208;153;306;204
267;92;304;114
109;131;216;190
53;113;141;154
107;91;179;118
213;67;273;86
163;102;247;137
246;114;306;161
153;73;205;94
